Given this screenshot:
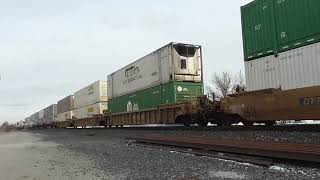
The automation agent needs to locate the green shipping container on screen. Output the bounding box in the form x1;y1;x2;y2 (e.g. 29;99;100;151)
275;0;320;51
108;82;203;113
241;0;276;60
241;0;320;61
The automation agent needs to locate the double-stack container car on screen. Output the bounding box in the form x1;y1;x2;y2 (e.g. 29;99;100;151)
57;95;74;122
24;117;33;129
38;109;44;125
30;113;38;125
220;0;320;125
107;42;203;113
106;42;204;126
241;0;320;91
43;104;57;127
73;80;108;119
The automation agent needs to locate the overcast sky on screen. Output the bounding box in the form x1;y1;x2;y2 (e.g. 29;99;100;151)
0;0;252;123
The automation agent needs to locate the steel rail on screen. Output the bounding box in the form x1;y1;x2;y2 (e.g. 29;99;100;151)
130;135;320;165
47;124;320;132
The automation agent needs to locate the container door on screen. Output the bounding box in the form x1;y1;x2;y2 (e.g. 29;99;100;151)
241;0;275;60
172;44;202;82
274;0;320;52
245;55;280;91
161;82;176;104
107;76;113;99
278;42;320;90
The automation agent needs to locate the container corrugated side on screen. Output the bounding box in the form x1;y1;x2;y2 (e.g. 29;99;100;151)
24;117;33;127
245;42;320;91
44;104;57;117
57;95;74;114
245;55;281;91
44;116;55;124
74;102;107;119
25;117;31;122
38;109;44;118
74;80;108;109
108;43;203;100
278;42;320;90
242;0;320;61
56;111;74;122
241;0;276;61
108;47;165;99
275;0;320;52
31;112;38;123
108;82;203;113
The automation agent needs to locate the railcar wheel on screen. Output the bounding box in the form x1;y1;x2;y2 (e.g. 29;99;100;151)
265;121;276;126
184;121;191;127
216;120;231;127
242;120;254;126
176;115;192;126
197;121;208;127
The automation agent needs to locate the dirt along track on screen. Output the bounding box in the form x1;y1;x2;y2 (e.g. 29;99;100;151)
0;131;114;180
1;128;320;179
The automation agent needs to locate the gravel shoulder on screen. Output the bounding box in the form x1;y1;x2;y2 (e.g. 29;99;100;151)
0;131;117;180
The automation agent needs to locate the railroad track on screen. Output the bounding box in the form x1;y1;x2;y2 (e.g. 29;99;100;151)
129;135;320;167
58;124;320;132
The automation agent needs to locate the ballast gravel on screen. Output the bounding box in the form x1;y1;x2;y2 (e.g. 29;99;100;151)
27;128;320;180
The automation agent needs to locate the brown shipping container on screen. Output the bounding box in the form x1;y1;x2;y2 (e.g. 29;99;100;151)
57;95;74;114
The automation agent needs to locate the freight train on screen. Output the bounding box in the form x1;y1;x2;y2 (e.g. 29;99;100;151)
25;42;320;129
22;0;320;128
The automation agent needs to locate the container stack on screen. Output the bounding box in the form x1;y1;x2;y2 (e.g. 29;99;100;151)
73;80;108;119
44;104;57;125
241;0;320;91
107;43;203;114
38;109;45;125
57;95;74;122
30;112;38;125
24;117;33;128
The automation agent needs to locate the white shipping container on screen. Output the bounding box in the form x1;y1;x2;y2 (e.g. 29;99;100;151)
35;118;44;125
57;95;74;114
74;102;107;119
24;117;34;128
24;117;33;127
44;116;55;124
74;80;108;109
108;42;202;99
245;42;320;91
56;111;74;122
44;104;57;118
25;117;31;123
31;113;38;123
38;109;44;118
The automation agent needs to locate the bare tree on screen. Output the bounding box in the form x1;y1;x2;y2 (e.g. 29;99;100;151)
206;85;215;101
233;70;246;92
208;72;234;100
207;71;246;100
